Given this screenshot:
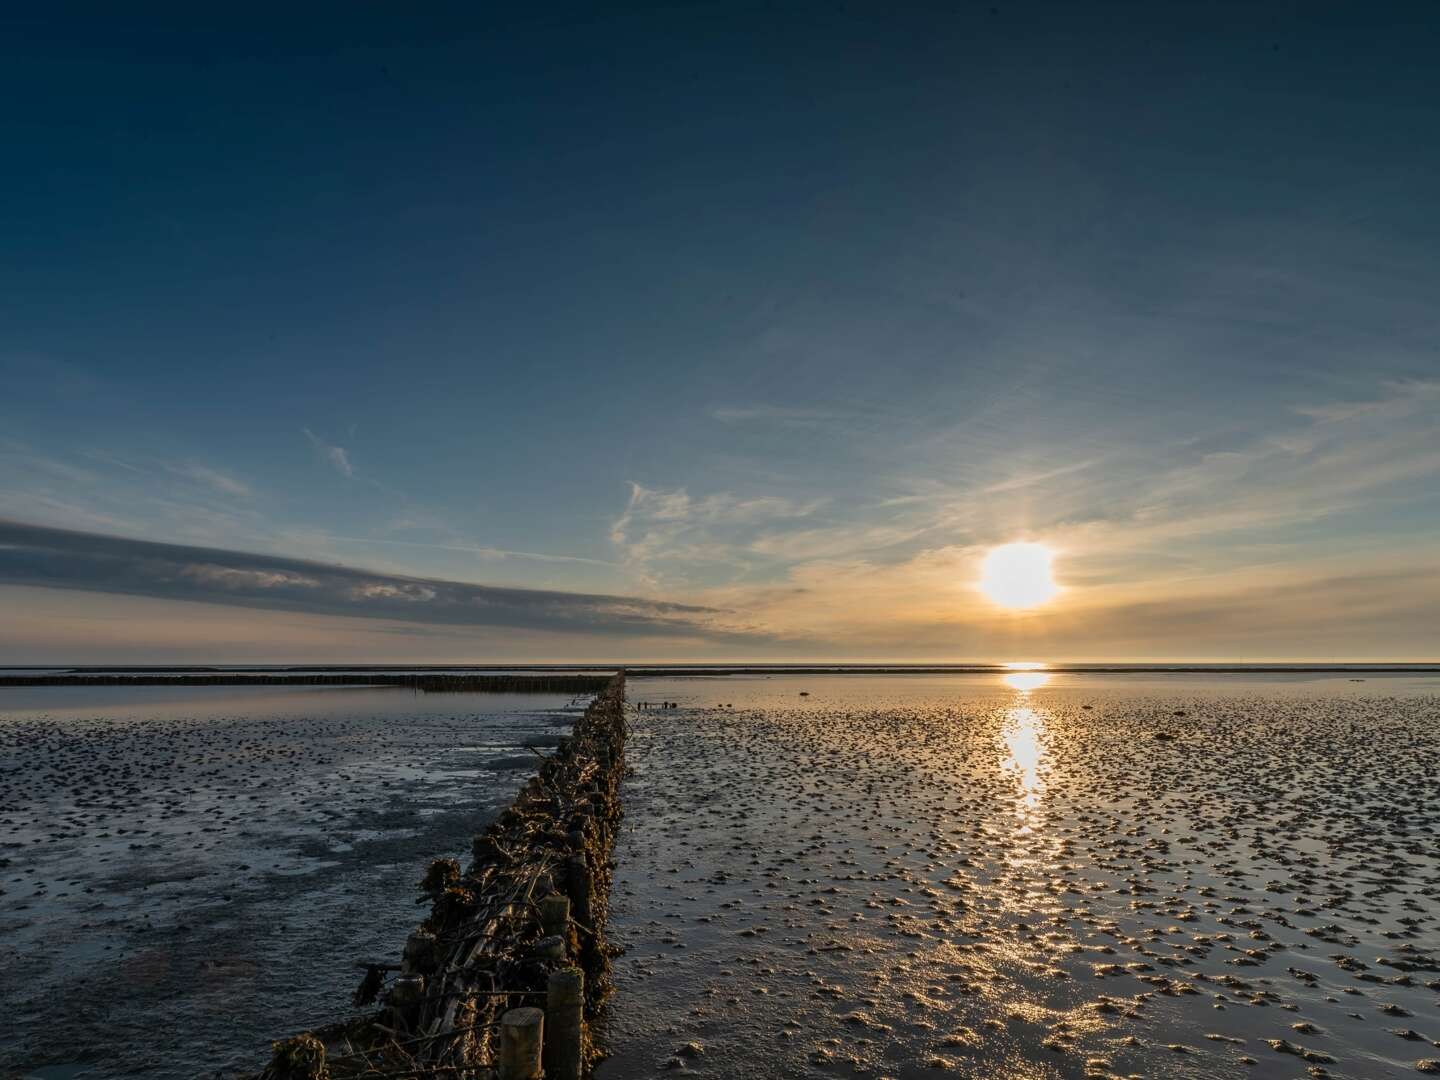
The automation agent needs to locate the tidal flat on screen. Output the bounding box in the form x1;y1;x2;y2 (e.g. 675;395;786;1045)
602;673;1440;1079
0;684;583;1080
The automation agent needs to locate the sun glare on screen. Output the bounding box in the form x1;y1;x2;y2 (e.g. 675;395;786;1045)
980;542;1059;609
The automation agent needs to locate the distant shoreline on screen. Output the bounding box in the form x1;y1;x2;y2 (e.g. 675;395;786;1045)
0;671;612;692
2;662;1438;683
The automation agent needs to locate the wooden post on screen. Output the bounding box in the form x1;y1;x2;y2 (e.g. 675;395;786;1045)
499;1007;544;1080
389;973;424;1007
544;968;584;1080
540;893;571;938
566;852;592;929
402;930;436;974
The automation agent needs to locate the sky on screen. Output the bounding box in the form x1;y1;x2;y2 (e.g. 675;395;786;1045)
2;2;1438;663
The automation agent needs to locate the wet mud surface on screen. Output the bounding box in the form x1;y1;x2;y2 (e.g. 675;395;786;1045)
601;673;1440;1079
0;684;583;1079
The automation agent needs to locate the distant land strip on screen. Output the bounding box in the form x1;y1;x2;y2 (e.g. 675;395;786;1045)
0;672;614;693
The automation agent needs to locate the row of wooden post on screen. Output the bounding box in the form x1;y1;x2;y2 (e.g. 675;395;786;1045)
497;964;583;1079
446;689;620;1078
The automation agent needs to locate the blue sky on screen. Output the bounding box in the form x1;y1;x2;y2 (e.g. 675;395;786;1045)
2;3;1438;661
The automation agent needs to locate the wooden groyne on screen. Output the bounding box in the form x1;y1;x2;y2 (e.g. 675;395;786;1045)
261;672;627;1079
0;673;613;694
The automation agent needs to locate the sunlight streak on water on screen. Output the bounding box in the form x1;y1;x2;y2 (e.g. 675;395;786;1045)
998;697;1054;900
1000;704;1047;817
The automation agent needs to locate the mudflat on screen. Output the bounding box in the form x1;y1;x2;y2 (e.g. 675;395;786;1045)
0;684;581;1079
600;673;1440;1079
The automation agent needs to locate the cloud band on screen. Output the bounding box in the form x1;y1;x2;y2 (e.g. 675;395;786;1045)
0;519;737;638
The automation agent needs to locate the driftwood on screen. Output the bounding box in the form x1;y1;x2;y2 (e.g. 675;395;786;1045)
261;673;626;1079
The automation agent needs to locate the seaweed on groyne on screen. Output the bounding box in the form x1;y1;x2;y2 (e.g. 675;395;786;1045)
0;673;612;693
260;672;627;1079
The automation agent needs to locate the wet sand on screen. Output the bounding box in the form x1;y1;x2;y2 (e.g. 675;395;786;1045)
0;684;583;1079
600;673;1440;1079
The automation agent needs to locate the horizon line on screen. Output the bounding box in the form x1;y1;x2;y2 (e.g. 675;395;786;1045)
5;660;1439;673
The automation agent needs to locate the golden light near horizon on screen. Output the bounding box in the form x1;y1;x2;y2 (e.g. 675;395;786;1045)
979;542;1059;609
1003;671;1051;692
1002;660;1051;692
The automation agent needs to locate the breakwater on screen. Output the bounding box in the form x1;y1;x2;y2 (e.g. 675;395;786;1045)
260;672;626;1079
0;673;612;693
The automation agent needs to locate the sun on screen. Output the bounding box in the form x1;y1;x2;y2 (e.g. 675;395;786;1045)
979;542;1059;609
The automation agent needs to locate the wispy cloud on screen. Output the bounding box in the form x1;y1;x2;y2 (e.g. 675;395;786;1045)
303;428;354;477
0;492;137;537
0;440;101;487
328;534;615;568
610;482;826;586
710;404;852;427
1291;377;1440;424
164;463;253;498
79;450;144;473
980;458;1102;495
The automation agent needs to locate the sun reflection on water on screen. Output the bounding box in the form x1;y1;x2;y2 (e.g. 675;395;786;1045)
1002;671;1051;692
1000;705;1046;817
998;664;1053;857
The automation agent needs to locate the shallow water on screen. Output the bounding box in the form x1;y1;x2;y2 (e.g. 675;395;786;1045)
0;684;586;1079
601;672;1440;1079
